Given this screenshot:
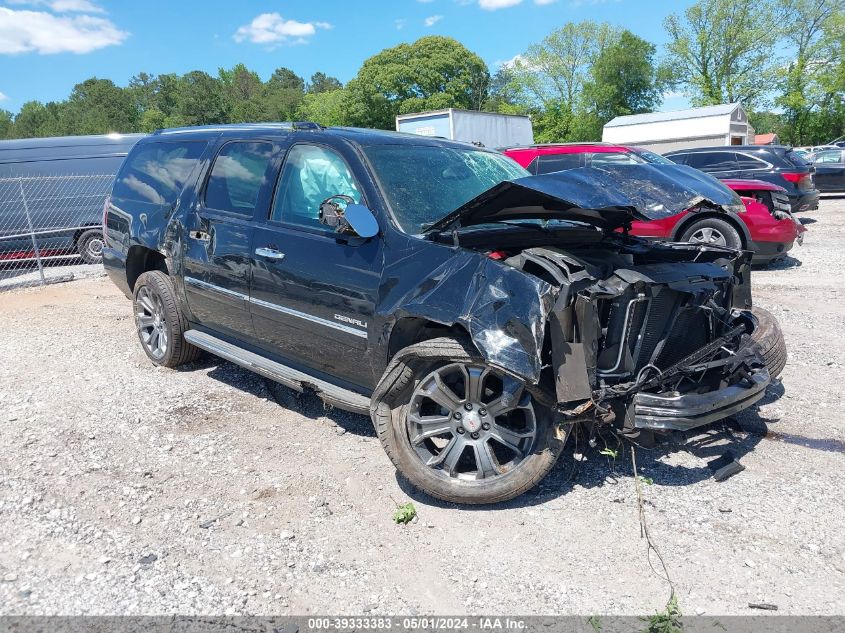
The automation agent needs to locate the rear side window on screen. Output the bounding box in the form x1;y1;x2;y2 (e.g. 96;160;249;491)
205;142;275;215
735;153;769;170
536;153;584;174
684;152;737;171
113;141;205;205
667;152;689;164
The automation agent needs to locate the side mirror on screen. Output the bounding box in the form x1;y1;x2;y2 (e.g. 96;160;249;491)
343;204;379;238
319;198;379;239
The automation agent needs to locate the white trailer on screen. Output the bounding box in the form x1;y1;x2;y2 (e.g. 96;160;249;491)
396;109;534;149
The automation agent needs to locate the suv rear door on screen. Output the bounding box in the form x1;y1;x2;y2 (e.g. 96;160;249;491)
249;140;381;388
812;149;845;191
182;139;281;341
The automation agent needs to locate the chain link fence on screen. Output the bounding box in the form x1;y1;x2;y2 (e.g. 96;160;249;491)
0;174;115;291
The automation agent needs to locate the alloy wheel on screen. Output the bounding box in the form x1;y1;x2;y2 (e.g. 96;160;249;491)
689;227;727;246
406;363;537;481
136;286;168;359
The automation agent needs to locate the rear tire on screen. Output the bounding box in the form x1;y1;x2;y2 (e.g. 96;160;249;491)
371;337;565;505
749;307;787;378
132;270;201;368
77;229;105;264
679;217;743;250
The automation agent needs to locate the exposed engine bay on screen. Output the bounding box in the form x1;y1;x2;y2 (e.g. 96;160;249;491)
472;232;768;436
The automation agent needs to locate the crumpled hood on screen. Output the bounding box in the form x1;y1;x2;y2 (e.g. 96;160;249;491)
425;163;745;234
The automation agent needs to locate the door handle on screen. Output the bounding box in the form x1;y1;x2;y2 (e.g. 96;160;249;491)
255;247;285;260
190;230;211;242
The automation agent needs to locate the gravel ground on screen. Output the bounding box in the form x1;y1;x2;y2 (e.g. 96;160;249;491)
1;197;843;616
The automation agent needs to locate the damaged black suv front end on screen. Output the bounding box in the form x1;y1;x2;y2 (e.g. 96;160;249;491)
422;165;769;436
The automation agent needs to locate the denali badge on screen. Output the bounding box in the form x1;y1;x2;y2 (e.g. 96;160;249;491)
334;314;367;329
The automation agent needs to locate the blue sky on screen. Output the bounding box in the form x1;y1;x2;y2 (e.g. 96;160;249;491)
0;0;694;114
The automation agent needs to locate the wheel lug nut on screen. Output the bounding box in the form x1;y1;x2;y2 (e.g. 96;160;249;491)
471;432;480;440
482;422;490;431
479;408;487;416
464;403;473;411
453;412;462;420
456;427;465;434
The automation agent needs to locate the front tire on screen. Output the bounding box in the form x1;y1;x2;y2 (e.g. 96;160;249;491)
679;217;743;250
372;337;565;504
132;270;200;367
749;307;787;378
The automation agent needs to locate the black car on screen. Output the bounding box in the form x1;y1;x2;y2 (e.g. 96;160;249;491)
103;123;784;504
810;148;845;192
664;145;820;213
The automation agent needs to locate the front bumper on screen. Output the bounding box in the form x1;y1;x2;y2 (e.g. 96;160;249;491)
633;366;770;432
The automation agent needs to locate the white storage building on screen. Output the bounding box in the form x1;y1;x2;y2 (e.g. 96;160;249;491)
396;109;533;149
601;103;755;153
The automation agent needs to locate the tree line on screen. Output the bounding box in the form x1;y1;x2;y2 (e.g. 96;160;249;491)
1;0;842;146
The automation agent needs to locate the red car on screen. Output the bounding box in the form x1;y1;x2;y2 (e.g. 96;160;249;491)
503;144;806;264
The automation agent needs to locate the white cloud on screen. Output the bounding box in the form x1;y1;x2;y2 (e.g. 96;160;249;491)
0;6;128;54
233;13;331;46
417;0;436;3
0;91;8;101
395;18;408;29
479;0;523;9
424;14;443;26
534;0;557;4
6;0;105;12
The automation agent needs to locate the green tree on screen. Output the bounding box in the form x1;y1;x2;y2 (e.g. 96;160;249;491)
265;67;306;121
296;89;351;126
174;71;229;126
776;0;844;143
218;63;267;123
579;30;664;139
63;78;137;135
308;72;342;94
11;101;63;138
139;108;167;133
664;0;780;108
345;36;489;129
0;109;13;139
507;21;618;140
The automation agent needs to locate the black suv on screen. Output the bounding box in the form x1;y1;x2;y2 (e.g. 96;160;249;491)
103;123;783;504
664;145;819;213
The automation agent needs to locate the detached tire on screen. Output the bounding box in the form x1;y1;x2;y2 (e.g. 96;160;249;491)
749;307;787;378
679;217;743;249
371;337;565;505
77;229;105;264
132;270;201;368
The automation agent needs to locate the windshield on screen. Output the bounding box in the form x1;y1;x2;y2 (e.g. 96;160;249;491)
363;145;528;234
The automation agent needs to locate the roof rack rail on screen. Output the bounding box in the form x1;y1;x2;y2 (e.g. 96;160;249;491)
152;121;324;135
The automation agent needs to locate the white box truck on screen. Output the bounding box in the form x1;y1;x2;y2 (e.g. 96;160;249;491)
395;109;534;149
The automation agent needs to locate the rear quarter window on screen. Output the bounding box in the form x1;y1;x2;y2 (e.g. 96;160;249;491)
735;153;770;170
113;141;206;205
785;150;812;167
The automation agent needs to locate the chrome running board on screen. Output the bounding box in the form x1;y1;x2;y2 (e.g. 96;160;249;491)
184;330;371;415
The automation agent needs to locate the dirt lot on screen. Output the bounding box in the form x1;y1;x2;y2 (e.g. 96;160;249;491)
1;198;844;616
